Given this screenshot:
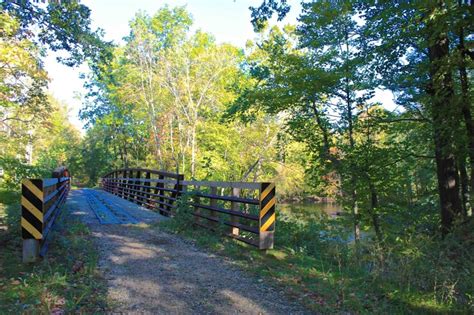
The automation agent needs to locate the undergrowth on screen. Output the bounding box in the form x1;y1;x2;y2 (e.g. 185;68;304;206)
160;195;474;314
0;189;108;313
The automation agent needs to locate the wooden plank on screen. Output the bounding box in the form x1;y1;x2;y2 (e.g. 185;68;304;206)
102;168;181;179
134;170;142;205
193;192;259;205
157;175;165;215
193;221;258;247
182;180;260;190
193;212;258;234
105;178;178;184
119;183;178;193
144;172;151;208
209;187;218;227
169;174;183;213
115;188;175;209
194;186;201;225
231;187;241;236
189;202;258;221
43;181;68;204
126;170;133;201
42;178;59;187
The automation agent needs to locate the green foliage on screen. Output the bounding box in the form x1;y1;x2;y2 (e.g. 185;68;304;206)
78;5;309;198
2;1;472;312
0;12;50;162
1;96;82;190
162;207;473;313
1;1;108;189
249;0;291;32
160;192;196;232
0;157;48;190
0;200;108;313
1;0;112;66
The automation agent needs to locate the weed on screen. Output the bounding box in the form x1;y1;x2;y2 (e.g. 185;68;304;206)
0;192;108;313
159;201;474;313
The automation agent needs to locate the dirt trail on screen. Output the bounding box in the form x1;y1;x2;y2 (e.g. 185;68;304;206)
67;189;309;314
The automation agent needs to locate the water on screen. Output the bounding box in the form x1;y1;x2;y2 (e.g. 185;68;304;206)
278;202;369;243
278;202;342;219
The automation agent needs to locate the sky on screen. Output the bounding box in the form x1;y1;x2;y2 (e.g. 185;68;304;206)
44;0;395;134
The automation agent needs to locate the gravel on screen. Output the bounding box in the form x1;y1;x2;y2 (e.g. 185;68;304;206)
67;189;311;314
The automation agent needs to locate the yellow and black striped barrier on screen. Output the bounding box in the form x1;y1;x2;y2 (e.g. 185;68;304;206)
21;179;44;240
259;182;276;249
21;172;70;263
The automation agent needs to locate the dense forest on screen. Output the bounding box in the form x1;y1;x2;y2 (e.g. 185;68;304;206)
1;0;473;312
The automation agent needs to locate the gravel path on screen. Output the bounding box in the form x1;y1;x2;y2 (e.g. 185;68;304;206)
67;189;310;314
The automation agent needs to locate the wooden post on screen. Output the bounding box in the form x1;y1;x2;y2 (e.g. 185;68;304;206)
123;170;128;199
121;170;127;199
113;171;118;195
194;185;201;224
135;170;141;205
168;174;184;215
231;187;241;235
144;172;151;208
157;175;164;215
209;187;218;227
127;170;133;201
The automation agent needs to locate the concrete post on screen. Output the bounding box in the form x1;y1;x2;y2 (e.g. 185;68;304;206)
22;239;39;263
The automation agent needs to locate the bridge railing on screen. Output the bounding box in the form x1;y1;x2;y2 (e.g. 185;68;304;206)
101;169;275;250
182;180;275;249
101;168;183;216
22;169;71;262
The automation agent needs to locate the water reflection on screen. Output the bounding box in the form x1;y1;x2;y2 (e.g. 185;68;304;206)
278;202;370;243
279;202;342;218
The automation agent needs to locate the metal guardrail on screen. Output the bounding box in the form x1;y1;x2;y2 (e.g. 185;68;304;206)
21;170;71;262
101;169;276;249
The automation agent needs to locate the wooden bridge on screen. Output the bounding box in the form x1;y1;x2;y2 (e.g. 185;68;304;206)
15;167;310;314
21;167;276;262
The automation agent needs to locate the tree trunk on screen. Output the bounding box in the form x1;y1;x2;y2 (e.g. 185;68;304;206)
343;24;360;243
458;26;474;217
191;123;196;178
369;181;383;243
347;96;360;243
459;157;471;217
427;7;463;234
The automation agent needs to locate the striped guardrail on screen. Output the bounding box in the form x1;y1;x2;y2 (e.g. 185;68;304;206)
21;171;70;262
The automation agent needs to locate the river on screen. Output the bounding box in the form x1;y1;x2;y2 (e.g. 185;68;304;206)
279;202;342;219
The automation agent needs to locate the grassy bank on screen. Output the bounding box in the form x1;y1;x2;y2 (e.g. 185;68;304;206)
0;189;108;313
159;202;474;314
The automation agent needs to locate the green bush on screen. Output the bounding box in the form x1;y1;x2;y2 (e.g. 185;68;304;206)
161;192;196;232
0;157;50;190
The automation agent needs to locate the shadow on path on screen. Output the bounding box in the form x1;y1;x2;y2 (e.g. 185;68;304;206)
67;189;309;314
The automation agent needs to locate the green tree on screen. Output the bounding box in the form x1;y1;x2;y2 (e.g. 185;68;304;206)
1;0;111;66
360;0;474;233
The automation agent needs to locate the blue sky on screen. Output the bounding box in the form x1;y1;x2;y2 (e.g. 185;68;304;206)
45;0;394;133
